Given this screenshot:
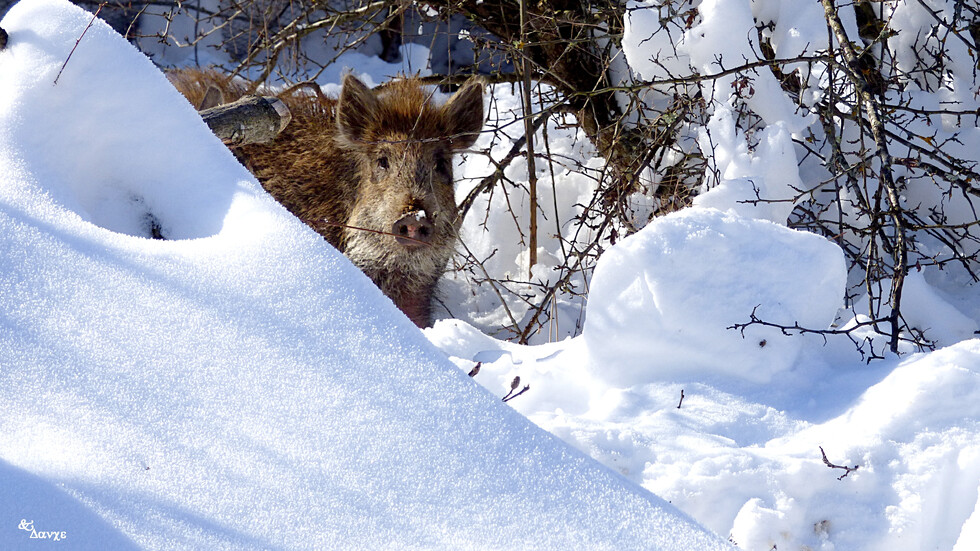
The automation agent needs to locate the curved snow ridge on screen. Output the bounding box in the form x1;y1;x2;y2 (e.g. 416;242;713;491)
0;0;256;242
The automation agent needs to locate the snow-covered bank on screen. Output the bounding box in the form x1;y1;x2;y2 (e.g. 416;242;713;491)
0;1;731;549
427;209;980;549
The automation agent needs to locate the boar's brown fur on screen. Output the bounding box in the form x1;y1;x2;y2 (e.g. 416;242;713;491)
169;69;485;327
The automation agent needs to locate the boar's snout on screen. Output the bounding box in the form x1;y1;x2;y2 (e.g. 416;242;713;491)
392;211;435;248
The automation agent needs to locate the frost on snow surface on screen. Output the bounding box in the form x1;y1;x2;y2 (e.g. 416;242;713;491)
0;1;732;549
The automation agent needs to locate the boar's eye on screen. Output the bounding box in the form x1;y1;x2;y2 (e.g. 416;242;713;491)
377;155;389;170
435;155;451;176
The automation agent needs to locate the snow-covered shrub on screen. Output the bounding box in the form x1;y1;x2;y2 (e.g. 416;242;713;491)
105;0;980;352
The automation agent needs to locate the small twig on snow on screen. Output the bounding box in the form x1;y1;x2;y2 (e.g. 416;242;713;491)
819;446;859;480
502;376;529;402
503;385;530;403
54;3;104;85
677;389;685;409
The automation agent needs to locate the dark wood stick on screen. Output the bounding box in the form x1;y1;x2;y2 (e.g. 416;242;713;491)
199;96;291;146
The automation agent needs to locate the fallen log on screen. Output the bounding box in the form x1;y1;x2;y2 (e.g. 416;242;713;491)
199;95;291;147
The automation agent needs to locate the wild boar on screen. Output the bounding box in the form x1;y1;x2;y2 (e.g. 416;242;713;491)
170;69;485;327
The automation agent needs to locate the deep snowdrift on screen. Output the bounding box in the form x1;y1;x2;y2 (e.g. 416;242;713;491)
0;1;731;549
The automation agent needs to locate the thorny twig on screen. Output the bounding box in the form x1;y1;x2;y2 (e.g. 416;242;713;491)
727;305;928;362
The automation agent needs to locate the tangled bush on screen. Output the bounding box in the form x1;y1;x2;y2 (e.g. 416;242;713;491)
56;0;980;352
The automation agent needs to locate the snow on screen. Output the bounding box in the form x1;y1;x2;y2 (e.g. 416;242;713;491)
0;1;732;549
584;207;846;385
692;110;807;224
3;0;980;549
678;0;812;132
430;320;980;550
440;82;607;338
622;1;693;82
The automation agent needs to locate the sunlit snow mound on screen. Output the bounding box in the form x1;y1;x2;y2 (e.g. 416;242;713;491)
428;249;980;551
584;208;846;384
0;1;732;549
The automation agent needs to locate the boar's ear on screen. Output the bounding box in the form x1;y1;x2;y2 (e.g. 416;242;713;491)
443;76;485;150
336;74;378;146
197;85;225;111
